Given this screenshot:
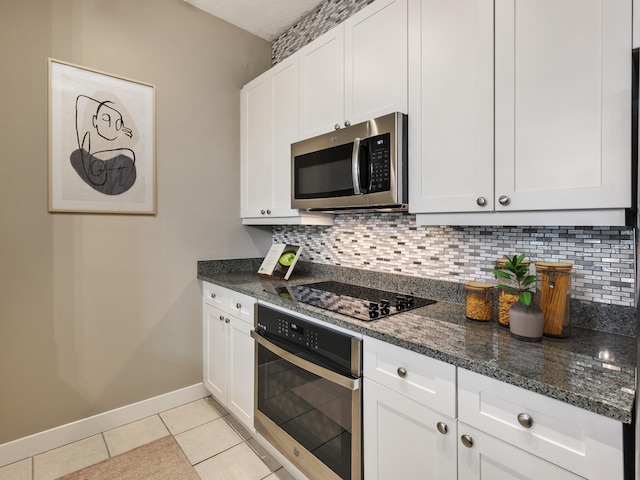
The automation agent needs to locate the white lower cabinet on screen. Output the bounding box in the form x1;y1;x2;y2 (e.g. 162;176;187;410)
202;282;256;432
458;368;624;480
364;378;457;479
363;336;457;479
363;339;625;480
457;422;583;480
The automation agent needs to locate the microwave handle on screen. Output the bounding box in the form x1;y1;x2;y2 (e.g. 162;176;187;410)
352;138;362;195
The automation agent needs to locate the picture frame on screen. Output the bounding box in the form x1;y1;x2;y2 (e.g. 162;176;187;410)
48;58;156;214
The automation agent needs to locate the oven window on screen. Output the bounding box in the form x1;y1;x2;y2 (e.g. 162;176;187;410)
257;344;354;479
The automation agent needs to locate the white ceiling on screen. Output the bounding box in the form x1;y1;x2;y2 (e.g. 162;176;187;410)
184;0;326;41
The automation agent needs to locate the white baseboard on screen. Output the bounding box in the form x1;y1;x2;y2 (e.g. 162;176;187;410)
0;383;209;468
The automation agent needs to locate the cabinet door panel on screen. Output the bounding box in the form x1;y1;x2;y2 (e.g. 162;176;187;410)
203;304;227;404
494;0;631;210
408;0;494;213
241;73;273;218
345;0;408;124
299;27;345;138
270;56;300;216
364;379;457;479
458;423;584;480
228;317;255;432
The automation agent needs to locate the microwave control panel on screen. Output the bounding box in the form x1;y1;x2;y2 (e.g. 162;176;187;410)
367;133;391;192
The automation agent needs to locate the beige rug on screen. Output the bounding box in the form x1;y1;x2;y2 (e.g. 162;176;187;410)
56;435;200;480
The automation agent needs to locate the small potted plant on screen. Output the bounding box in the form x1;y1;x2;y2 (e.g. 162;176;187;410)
492;254;544;342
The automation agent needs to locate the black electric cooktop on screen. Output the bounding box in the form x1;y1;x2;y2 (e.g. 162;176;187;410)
271;280;436;321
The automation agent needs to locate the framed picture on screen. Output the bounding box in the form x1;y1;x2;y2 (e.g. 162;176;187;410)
48;58;156;214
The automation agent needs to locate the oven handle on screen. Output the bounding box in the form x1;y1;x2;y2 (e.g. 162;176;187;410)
251;330;360;391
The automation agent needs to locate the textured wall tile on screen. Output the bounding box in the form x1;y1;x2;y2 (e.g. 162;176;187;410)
273;213;636;307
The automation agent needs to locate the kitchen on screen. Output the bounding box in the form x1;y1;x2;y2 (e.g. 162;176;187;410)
0;0;638;479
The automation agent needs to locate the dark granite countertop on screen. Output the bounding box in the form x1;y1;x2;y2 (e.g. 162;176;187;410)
198;259;636;424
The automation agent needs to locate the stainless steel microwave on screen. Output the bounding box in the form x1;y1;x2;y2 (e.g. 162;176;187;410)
291;112;407;212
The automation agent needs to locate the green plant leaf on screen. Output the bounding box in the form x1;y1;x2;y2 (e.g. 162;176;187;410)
492;269;512;280
521;275;538;287
519;291;533;306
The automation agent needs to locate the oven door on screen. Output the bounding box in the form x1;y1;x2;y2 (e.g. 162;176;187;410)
251;330;362;480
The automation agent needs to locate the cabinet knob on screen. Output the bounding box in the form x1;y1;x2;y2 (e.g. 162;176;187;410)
461;434;474;448
260;209;266;214
210;293;216;299
335;124;341;130
498;195;510;206
476;196;487;207
344;120;351;127
397;367;407;378
266;209;271;215
236;302;242;309
225;317;230;324
436;422;448;435
517;413;533;428
219;315;224;321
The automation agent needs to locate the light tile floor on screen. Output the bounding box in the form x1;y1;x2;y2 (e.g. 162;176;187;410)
0;397;295;480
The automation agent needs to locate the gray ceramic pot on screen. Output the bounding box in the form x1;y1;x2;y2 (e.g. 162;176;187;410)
508;301;544;342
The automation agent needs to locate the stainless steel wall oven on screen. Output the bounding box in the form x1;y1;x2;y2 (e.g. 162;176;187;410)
251;303;362;480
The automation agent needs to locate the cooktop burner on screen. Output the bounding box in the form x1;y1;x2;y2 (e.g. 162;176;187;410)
271;280;436;321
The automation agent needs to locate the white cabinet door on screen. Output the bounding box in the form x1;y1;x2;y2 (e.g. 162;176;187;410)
494;0;631;212
364;378;457;479
203;304;227;403
300;0;408;138
457;423;584;480
408;0;494;214
345;0;408;125
241;71;273;219
269;56;300;216
299;26;345;138
241;57;333;225
227;315;255;431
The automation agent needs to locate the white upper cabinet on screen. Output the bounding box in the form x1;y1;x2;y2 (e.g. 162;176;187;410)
408;0;494;214
494;0;631;212
299;0;408;139
409;0;632;225
240;56;333;225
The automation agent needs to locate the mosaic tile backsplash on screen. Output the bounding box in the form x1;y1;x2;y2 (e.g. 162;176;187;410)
272;0;373;64
273;213;636;307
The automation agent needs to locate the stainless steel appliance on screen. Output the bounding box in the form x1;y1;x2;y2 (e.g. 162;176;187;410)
252;304;362;480
273;280;436;321
291;112;407;212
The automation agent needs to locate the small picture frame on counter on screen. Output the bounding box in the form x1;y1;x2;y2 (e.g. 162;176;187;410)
257;244;302;280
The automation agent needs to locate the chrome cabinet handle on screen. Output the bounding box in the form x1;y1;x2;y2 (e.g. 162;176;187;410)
225;317;230;324
344;120;351;127
210;293;216;299
335;123;341;130
236;303;241;309
517;413;533;428
266;209;271;215
498;195;510;206
219;315;224;321
461;434;474;448
476;197;487;207
397;367;407;378
260;209;265;214
436;422;448;435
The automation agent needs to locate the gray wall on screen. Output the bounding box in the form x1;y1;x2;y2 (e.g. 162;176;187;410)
0;0;272;444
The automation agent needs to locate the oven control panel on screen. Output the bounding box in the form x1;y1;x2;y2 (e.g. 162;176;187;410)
277;318;319;349
256;304;360;375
